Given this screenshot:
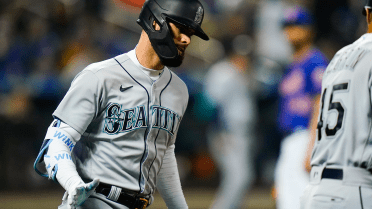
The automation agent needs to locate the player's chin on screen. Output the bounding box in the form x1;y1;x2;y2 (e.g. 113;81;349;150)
159;48;185;67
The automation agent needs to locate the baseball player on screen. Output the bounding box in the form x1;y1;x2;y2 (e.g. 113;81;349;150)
274;5;328;209
300;1;372;208
204;35;256;209
33;0;209;208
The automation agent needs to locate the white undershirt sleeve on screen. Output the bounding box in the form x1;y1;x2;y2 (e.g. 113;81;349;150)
44;119;85;192
156;144;188;209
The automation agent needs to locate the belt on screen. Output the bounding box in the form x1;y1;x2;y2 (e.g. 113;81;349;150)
96;183;149;209
321;168;343;180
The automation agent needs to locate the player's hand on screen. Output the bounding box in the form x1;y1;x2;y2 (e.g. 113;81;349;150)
65;178;100;209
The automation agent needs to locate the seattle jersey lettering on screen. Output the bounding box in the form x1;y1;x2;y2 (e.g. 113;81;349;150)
151;105;180;135
104;103;180;135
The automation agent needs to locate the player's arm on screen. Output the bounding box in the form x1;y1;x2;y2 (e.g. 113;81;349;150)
156;144;188;209
34;70;102;209
34;119;99;209
304;94;321;173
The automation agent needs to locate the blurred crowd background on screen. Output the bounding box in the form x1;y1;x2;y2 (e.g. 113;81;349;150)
0;0;366;206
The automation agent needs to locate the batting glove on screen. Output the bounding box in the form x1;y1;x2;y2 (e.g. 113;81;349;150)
61;178;100;209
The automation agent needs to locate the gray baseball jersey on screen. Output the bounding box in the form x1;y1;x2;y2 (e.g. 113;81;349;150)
310;34;372;169
53;50;188;196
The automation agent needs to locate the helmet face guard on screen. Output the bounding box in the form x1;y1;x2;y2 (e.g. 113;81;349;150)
363;0;372;16
137;0;209;67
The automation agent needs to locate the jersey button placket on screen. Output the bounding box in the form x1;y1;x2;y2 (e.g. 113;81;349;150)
151;84;157;105
150;84;157;141
148;83;156;127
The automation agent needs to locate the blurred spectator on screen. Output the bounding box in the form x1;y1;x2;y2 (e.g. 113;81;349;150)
203;34;257;209
255;0;292;65
253;55;284;186
274;5;328;209
0;88;40;189
309;0;362;58
58;14;105;85
0;13;16;94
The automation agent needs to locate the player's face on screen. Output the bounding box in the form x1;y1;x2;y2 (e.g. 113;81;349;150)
168;21;195;61
284;25;312;46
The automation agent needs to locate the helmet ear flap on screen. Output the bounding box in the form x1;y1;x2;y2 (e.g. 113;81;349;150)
138;0;208;67
137;6;162;32
137;5;181;67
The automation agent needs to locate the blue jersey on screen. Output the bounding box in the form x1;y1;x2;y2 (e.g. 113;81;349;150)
278;48;328;135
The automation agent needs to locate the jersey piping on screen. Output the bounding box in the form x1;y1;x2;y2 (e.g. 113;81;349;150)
114;58;151;193
146;72;173;185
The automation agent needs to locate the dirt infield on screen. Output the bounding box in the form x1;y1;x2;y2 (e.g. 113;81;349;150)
0;187;275;209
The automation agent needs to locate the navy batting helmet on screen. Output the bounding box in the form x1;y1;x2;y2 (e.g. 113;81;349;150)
137;0;209;67
363;0;372;16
